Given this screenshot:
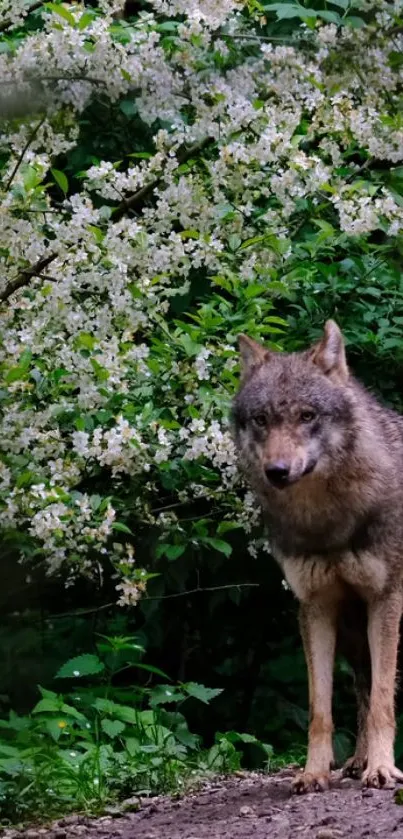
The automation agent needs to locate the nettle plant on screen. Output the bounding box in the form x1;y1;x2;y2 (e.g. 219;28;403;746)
0;0;403;599
0;635;260;821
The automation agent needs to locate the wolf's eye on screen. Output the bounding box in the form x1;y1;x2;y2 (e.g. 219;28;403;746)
300;410;316;423
252;413;267;428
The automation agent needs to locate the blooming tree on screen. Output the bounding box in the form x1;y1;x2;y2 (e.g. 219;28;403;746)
0;0;402;603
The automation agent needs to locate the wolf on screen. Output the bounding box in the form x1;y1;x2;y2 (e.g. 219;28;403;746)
232;320;403;793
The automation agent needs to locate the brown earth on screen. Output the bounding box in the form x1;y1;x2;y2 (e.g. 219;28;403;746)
5;770;403;839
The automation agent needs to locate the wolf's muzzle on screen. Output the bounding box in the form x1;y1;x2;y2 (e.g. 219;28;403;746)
264;462;291;489
264;458;317;489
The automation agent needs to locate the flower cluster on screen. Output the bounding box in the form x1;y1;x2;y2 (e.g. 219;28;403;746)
1;0;403;600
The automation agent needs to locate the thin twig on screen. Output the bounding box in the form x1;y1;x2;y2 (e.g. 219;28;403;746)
144;582;259;601
6;116;46;191
359;256;390;284
386;25;403;37
39;582;259;619
228;33;314;44
345;157;373;184
113;136;212;222
151;500;190;514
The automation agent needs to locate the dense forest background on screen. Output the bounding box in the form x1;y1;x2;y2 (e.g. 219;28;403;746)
1;0;403;823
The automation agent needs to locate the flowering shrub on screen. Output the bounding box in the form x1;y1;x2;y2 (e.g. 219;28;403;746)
1;0;403;602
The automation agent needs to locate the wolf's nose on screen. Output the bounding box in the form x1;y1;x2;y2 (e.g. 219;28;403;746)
265;462;290;488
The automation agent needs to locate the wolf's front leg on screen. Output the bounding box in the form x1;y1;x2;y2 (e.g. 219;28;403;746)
362;592;403;789
292;600;337;794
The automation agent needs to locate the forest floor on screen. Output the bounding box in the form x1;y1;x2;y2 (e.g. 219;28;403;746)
5;769;403;839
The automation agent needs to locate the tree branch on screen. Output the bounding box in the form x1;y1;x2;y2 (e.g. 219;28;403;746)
6;116;46;191
0;252;58;303
1;137;213;303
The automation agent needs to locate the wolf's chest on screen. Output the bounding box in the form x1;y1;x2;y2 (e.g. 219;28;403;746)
278;550;389;603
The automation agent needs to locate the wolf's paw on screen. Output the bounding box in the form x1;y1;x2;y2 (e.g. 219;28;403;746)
362;763;403;789
342;754;367;779
292;771;330;794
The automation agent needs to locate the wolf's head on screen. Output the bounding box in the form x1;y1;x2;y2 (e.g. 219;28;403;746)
233;321;355;491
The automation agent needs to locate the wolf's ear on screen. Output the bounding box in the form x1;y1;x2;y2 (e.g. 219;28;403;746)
309;320;348;383
238;334;269;380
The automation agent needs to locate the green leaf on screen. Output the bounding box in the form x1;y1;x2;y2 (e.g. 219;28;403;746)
243;283;266;299
172;721;199;749
22;166;38;191
239;235;266;250
8;711;30;732
165;544;186;560
89;494;102;512
313;219;336;235
381;338;402;350
75;332;96;351
46;3;76;25
203;537;232;557
389;51;403;69
263;2;317;19
119;99;138;118
132;662;171;679
227;234;241;251
45;719;64;741
217;521;243;535
183;682;223;704
221;731;272;756
55;654;105;679
112;522;133;535
149;685;186;705
318;9;341;22
60;703;87;721
16;470;35;488
180;229;199;240
343;14;365;26
90;358;109;381
51;168;68;194
156;21;179;31
233;732;259;743
89;225;105;244
94;698;138;724
5;366;27;384
101;718;125;738
32;697;61;714
0;745;20;757
125;737;141;756
38;686;58;700
77;10;95;29
179;334;200;357
0;758;24;776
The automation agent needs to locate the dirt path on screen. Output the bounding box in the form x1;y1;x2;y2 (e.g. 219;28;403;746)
7;771;403;839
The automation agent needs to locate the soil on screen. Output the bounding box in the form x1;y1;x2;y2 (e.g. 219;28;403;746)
5;770;403;839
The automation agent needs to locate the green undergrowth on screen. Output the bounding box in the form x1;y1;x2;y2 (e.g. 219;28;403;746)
0;635;272;827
